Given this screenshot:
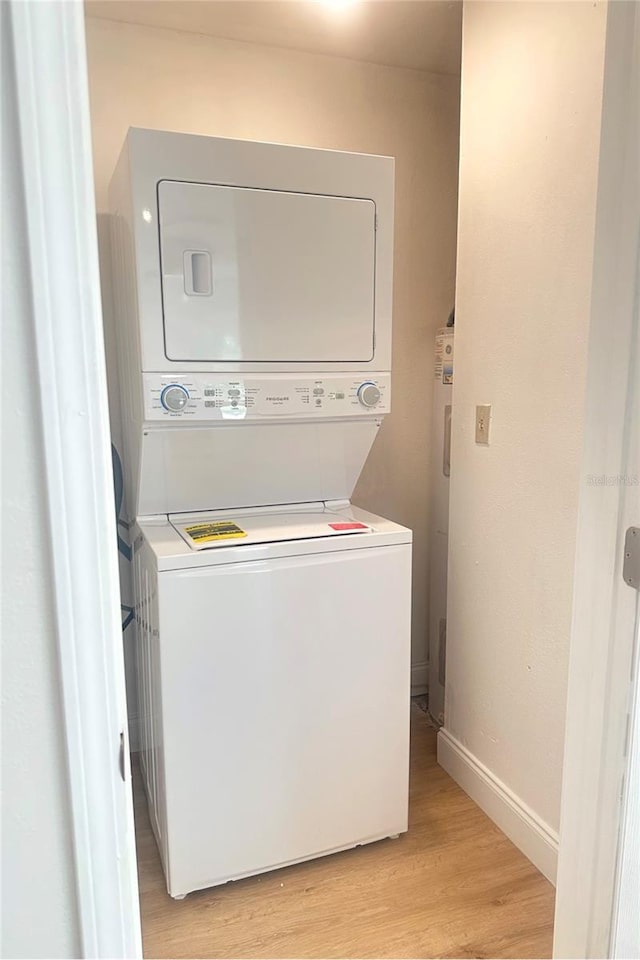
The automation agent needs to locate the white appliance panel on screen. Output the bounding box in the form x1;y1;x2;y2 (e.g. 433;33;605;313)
133;540;168;870
154;541;411;896
109;129;393;375
137;505;412;572
136;420;380;516
158;181;376;363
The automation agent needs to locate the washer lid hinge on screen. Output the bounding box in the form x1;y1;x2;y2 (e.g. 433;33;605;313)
623;526;640;590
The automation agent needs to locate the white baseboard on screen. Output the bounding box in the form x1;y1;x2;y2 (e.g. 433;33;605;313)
437;728;558;884
411;660;428;694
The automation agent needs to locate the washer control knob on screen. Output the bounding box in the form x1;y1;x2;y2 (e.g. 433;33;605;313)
357;382;381;408
161;384;189;413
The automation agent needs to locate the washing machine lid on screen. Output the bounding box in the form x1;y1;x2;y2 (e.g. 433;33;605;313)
158;180;376;363
169;505;372;552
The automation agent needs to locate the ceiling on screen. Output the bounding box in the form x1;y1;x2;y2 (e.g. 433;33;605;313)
85;1;463;76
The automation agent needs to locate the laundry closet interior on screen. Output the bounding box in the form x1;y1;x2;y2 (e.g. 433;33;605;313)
83;2;604;957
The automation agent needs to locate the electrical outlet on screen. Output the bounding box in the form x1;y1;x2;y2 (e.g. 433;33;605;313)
475;405;491;444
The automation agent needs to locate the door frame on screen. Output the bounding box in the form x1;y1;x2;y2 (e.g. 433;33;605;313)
553;1;640;957
12;0;638;956
8;0;141;956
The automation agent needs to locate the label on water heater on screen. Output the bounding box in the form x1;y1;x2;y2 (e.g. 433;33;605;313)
434;327;454;383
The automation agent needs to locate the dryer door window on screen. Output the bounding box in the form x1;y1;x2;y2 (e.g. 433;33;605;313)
157;181;376;363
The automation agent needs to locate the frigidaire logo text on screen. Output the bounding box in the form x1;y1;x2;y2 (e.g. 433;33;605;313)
266;396;290;402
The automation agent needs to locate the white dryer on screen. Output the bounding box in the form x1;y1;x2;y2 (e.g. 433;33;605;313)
109;129;412;898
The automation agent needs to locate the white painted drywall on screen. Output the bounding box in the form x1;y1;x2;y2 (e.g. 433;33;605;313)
1;5;80;955
445;0;608;836
84;15;461;704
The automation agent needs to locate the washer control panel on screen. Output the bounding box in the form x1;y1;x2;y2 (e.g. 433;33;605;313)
143;374;390;421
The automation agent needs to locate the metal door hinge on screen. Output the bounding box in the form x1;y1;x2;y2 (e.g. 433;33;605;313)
623;527;640;590
119;730;126;782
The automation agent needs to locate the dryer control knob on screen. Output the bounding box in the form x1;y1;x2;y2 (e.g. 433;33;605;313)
161;384;189;413
357;382;381;408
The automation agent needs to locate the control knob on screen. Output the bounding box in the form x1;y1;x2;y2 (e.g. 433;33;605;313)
357;382;381;408
161;384;189;413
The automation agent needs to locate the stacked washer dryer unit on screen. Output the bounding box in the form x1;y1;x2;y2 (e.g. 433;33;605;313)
109;128;412;899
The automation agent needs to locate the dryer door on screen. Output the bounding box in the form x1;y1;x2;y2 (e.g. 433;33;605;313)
157;180;376;363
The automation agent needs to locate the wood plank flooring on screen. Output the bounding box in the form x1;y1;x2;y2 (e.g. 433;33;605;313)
133;707;555;958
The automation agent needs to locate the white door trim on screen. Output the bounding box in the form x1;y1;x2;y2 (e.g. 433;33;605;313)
612;632;640;958
553;2;640;956
8;1;142;955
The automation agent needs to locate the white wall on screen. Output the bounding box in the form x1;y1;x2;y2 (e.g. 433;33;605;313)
439;0;609;874
1;5;80;955
84;16;460;699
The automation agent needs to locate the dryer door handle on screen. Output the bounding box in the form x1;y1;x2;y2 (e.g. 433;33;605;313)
183;250;212;297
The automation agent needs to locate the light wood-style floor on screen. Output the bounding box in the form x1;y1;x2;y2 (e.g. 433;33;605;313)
133;707;555;959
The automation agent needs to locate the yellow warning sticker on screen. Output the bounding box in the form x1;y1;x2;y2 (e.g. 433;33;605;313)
184;521;247;543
